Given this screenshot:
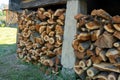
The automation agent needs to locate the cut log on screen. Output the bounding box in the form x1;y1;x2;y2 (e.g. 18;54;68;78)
77;33;91;41
113;31;120;40
91;30;101;41
74;64;84;75
93;72;109;80
87;67;100;77
72;39;79;50
99;50;107;61
78;41;90;53
74;13;86;20
108;72;118;80
106;48;119;57
86;59;92;67
95;32;116;48
86;50;94;57
39;26;46;34
93;63;120;73
85;21;101;30
91;9;112;20
43;35;49;42
113;42;120;48
113;24;120;31
47;19;55;25
54;40;62;48
46;50;56;58
53;47;62;55
43;11;52;18
104;24;115;33
74;50;86;59
48;37;55;44
79;60;87;69
95;47;102;55
49;31;55;37
54;9;65;17
91;55;102;64
112;15;120;23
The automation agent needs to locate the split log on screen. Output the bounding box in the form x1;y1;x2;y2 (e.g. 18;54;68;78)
93;63;120;73
86;59;92;67
74;50;86;59
91;55;102;64
77;33;91;41
99;50;107;61
113;24;120;31
113;31;120;40
95;32;116;48
95;47;102;55
87;67;100;77
112;15;120;23
104;24;115;33
85;21;101;30
108;72;118;80
78;41;90;53
91;9;112;20
72;39;79;50
106;48;119;57
93;72;109;80
91;30;101;41
74;64;84;75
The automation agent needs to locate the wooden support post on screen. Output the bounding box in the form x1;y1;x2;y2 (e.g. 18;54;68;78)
61;0;87;68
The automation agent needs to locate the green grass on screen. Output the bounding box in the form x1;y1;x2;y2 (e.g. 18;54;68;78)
0;27;17;57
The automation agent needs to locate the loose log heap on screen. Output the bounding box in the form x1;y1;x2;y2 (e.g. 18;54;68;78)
73;9;120;80
17;8;65;72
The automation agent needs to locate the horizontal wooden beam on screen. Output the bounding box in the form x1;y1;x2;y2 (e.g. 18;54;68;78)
20;0;67;9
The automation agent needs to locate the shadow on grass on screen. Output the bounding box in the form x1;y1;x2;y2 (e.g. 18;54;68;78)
0;43;16;57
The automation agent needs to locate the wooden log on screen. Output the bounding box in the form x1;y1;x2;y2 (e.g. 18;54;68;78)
112;15;120;23
39;25;46;34
77;33;91;41
86;49;94;57
99;50;107;62
74;50;86;59
93;63;120;73
72;39;79;50
58;14;65;21
78;41;90;53
91;30;101;41
54;9;65;17
106;48;119;57
43;35;49;42
78;71;87;80
87;67;100;77
86;59;92;67
46;26;52;34
46;50;56;58
45;43;54;50
91;9;111;20
53;47;62;55
74;13;86;20
113;24;120;31
79;60;87;69
113;31;120;40
95;32;116;48
104;24;115;33
49;31;55;37
95;47;102;55
108;72;118;80
48;37;55;44
43;11;52;18
74;64;84;75
113;42;120;48
85;21;101;30
93;72;109;80
41;31;47;39
55;25;63;35
47;19;55;25
91;55;102;64
54;40;62;48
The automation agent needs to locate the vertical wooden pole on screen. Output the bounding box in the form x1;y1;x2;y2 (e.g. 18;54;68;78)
61;0;87;69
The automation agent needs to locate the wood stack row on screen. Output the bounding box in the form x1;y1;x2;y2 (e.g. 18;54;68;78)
17;8;65;72
73;9;120;80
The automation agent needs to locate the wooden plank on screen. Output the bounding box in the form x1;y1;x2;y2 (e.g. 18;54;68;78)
61;0;87;68
20;0;67;9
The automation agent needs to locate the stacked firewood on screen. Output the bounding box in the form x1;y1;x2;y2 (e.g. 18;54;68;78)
17;8;65;72
73;9;120;80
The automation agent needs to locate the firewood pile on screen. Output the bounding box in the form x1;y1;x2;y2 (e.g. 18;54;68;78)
17;8;65;72
73;9;120;80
